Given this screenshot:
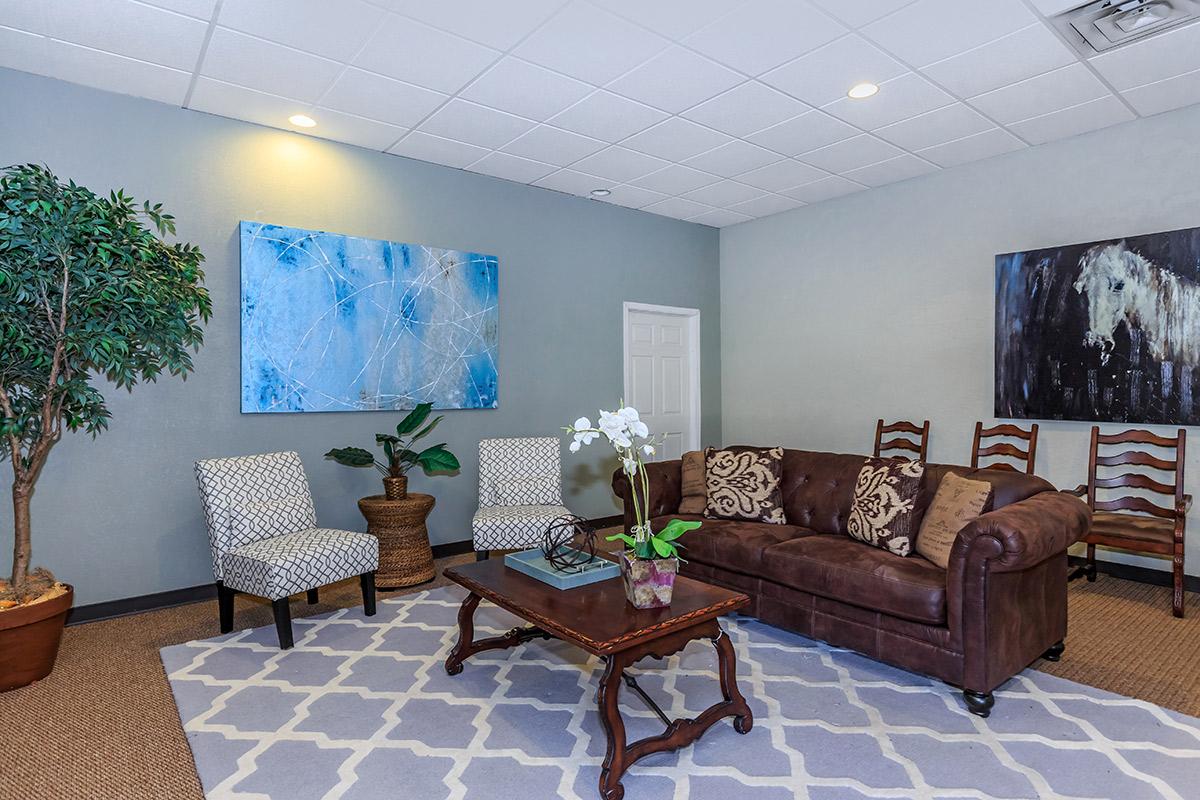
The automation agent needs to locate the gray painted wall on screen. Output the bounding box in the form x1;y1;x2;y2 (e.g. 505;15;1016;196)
0;69;722;605
721;102;1200;578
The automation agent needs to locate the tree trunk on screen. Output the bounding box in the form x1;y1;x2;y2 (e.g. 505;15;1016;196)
11;481;31;595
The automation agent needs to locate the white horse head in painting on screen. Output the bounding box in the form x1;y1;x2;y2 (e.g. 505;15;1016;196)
1073;241;1200;367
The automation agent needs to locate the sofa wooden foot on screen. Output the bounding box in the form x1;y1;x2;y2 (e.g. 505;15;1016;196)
1041;640;1065;662
963;690;994;718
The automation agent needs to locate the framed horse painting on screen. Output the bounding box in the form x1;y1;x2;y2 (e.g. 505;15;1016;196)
996;225;1200;424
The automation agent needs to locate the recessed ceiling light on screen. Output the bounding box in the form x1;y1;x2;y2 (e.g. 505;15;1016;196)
288;114;317;128
847;82;879;100
590;188;612;197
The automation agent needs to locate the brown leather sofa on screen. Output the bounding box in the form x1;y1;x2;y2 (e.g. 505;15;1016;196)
612;449;1091;717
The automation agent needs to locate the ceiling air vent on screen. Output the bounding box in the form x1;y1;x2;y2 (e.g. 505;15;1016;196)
1051;0;1200;54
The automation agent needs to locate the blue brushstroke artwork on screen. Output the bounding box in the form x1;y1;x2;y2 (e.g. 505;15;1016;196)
240;221;498;413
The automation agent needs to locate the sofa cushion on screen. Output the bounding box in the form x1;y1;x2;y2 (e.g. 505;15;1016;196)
679;450;707;515
847;457;925;556
761;534;948;625
650;514;814;573
705;446;786;524
916;472;993;568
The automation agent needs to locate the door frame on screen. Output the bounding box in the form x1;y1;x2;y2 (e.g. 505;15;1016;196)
622;301;702;454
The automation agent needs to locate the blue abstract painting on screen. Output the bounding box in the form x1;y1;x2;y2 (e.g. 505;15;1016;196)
240;221;498;413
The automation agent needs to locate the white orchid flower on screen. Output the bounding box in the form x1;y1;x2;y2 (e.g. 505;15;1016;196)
573;429;597;446
611;432;633;449
618;406;640;423
573;416;592;430
622;456;639;476
569;440;582;453
598;410;625;435
629;419;649;438
642;443;655;456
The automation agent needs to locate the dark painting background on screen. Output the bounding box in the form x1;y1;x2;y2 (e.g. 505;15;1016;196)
995;225;1200;424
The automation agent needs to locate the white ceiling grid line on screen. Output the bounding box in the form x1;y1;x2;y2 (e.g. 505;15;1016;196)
3;0;1200;227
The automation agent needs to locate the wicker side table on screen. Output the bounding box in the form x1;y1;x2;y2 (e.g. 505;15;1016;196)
357;493;436;589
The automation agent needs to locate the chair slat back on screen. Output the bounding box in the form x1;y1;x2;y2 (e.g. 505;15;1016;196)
874;419;929;461
1085;426;1185;518
971;422;1038;474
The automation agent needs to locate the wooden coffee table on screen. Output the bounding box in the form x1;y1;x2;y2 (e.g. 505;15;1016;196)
442;559;753;800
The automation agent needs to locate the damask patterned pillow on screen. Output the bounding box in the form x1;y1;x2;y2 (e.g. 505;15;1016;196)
847;457;925;556
704;446;786;524
229;494;317;549
493;475;558;506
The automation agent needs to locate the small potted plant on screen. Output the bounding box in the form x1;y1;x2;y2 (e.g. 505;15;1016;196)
325;402;460;499
566;405;701;608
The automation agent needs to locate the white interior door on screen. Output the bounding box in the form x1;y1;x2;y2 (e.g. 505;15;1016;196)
624;304;700;461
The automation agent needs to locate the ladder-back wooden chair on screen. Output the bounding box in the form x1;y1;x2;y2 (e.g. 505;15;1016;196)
874;419;930;461
971;422;1039;474
1074;427;1190;617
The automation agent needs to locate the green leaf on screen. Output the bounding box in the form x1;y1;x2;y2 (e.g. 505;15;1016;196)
658;519;702;542
605;532;636;548
409;414;442;442
324;447;376;468
651;537;676;558
395;402;433;435
416;444;460;473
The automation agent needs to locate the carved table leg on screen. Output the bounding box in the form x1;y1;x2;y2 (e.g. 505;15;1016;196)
597;652;630;800
444;591;553;676
712;626;753;734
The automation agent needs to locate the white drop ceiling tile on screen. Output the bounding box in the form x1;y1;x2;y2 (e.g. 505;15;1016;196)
570;147;670;183
735;159;828;192
1028;0;1089;13
418;100;534;149
621;117;734;161
386;131;491;168
1122;68;1200;116
1;1;51;34
188;77;303;130
607;46;743;114
916;127;1025;167
629;164;721;195
874;103;993;150
321;69;447;129
728;192;804;218
461;57;591;121
466;151;558;184
202;27;341;102
761;34;906;108
138;0;217;19
842;153;938;187
921;23;1077;99
0;24;49;73
1007;94;1136;145
681;81;810;138
968;63;1110;125
514;2;667;85
824;72;954;130
217;0;383;62
688;208;754;227
353;14;498;95
532;168;609;196
40;0;207;72
307;108;407;151
589;0;744;40
780;175;866;203
39;37;192;105
746;110;859;156
796;134;904;173
861;0;1036;67
1089;20;1200;91
681;180;765;207
549;91;668;143
810;0;916;28
598;184;669;209
501;125;607;166
683;140;780;178
378;0;565;50
685;0;846;76
642;196;715;220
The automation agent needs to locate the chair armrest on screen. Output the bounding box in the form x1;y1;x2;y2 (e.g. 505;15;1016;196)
951;491;1092;574
611;459;684;529
1064;484;1088;498
1179;494;1193;515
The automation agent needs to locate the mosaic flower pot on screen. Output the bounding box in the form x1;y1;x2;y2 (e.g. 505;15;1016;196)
619;552;678;609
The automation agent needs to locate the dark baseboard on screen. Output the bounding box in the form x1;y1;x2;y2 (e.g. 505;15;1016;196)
589;514;624;529
66;516;618;626
1068;554;1200;593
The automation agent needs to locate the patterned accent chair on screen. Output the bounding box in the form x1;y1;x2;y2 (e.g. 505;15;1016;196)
472;437;571;560
194;451;379;649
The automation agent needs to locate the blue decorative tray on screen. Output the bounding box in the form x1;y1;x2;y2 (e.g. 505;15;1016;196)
503;547;620;590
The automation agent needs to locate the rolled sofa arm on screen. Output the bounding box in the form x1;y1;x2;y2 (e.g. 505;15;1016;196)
951;490;1092;573
611;459;684;532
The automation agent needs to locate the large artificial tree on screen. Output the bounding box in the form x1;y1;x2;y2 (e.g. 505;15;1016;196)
0;164;211;601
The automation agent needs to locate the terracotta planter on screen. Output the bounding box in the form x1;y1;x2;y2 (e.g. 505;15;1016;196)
0;584;73;692
619;552;678;609
382;475;408;500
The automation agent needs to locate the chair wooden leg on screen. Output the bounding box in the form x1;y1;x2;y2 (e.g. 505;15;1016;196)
217;582;235;634
306;588;319;605
1085;543;1098;582
360;572;377;617
475;550;489;562
1174;551;1185;618
272;598;294;649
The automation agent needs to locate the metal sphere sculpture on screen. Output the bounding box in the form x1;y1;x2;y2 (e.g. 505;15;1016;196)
541;514;598;573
